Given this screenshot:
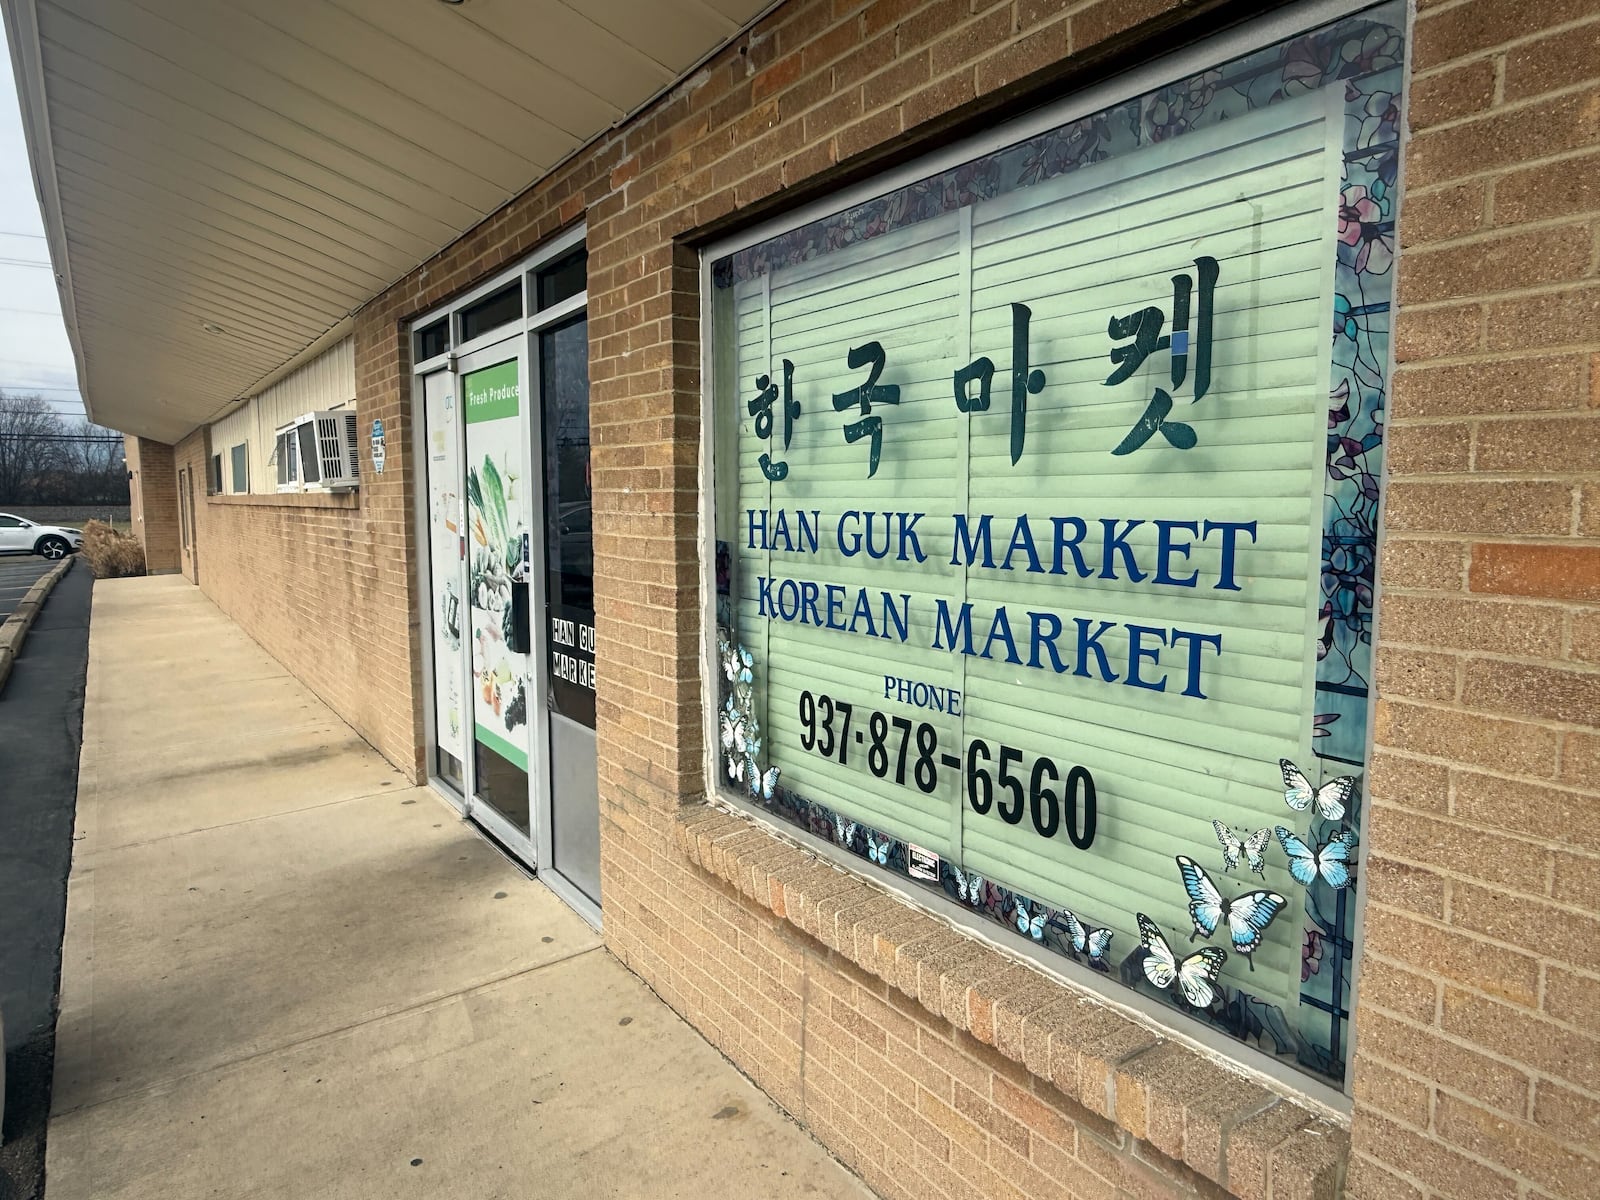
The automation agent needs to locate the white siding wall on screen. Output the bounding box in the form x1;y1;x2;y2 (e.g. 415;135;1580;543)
208;337;356;492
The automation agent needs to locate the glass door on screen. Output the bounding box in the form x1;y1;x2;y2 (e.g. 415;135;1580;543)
414;233;599;923
457;339;536;860
422;367;468;796
537;312;600;906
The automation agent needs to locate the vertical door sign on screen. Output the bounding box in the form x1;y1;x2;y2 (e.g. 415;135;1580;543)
549;613;595;701
371;418;386;474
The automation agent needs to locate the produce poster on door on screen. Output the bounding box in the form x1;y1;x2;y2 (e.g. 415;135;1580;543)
464;361;529;770
709;3;1403;1090
425;378;466;765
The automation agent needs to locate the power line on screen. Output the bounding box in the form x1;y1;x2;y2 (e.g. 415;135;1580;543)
0;258;53;269
0;231;47;239
5;434;123;442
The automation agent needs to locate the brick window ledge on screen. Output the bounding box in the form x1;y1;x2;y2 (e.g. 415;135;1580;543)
207;491;360;509
675;803;1350;1200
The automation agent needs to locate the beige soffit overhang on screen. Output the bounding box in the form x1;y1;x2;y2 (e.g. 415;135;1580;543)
2;0;775;443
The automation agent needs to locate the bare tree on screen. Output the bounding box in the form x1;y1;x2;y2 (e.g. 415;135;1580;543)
0;392;65;502
61;417;128;503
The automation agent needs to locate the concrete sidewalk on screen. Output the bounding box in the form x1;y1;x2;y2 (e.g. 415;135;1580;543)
47;576;869;1200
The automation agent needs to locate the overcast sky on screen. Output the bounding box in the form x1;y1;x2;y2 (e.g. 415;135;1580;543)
0;27;85;421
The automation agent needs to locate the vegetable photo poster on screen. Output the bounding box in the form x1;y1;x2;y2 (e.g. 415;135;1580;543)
464;360;530;769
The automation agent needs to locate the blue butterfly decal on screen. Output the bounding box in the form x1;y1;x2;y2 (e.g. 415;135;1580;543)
750;764;780;801
1175;855;1286;957
1274;826;1356;889
866;832;892;866
951;865;984;907
1063;910;1114;964
1279;758;1355;821
1014;898;1047;940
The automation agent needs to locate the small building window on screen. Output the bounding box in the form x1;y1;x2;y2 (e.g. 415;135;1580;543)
535;247;587;310
230;443;248;494
458;281;522;343
414;317;449;362
209;453;223;495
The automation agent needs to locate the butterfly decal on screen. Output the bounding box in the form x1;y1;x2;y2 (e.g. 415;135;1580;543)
866;832;892;866
1212;820;1271;877
1014;898;1047;941
750;764;780;801
726;754;745;785
1279;758;1355;822
719;702;745;755
834;815;858;849
1175;856;1286;957
1274;826;1357;889
1137;913;1228;1008
1063;911;1114;965
951;865;984;907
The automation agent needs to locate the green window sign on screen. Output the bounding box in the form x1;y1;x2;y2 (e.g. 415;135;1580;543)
706;2;1404;1089
464;360;520;424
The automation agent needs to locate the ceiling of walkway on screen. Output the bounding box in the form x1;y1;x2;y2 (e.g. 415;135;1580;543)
3;0;770;441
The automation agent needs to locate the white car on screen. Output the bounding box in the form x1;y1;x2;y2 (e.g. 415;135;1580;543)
0;512;83;560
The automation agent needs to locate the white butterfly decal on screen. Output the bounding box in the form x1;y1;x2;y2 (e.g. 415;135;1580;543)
1274;826;1357;889
1137;913;1227;1009
719;706;745;755
1063;911;1114;964
1279;758;1355;821
725;754;744;785
1014;899;1047;941
866;832;891;866
750;764;780;801
834;815;858;849
1175;855;1286;957
951;866;984;907
1212;820;1271;877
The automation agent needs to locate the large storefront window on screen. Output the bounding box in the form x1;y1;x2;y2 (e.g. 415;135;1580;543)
705;2;1403;1088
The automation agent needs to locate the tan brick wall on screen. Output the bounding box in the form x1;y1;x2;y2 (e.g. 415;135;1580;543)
1346;1;1600;1197
169;421;424;779
125;435;180;574
170;0;1600;1196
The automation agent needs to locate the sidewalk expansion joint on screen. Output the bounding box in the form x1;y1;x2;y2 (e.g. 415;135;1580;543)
50;942;607;1119
85;783;413;854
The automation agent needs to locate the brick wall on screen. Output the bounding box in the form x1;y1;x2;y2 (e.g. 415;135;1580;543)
125;435;179;574
168;423;424;778
1345;2;1600;1198
164;0;1600;1196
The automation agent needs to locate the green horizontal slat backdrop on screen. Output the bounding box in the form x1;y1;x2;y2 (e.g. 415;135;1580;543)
715;89;1343;1024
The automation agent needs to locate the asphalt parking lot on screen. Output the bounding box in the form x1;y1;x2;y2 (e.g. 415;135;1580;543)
0;561;91;1199
0;557;53;624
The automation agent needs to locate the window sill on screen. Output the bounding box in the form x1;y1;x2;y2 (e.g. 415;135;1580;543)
206;491;359;509
674;803;1349;1200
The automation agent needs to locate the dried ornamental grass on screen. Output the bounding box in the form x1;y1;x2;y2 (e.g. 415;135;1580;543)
81;519;145;578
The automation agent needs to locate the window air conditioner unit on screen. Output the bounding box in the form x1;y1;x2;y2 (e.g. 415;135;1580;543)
273;410;360;492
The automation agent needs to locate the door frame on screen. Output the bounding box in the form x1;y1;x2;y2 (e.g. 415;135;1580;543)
409;225;600;927
453;335;540;868
415;365;469;820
